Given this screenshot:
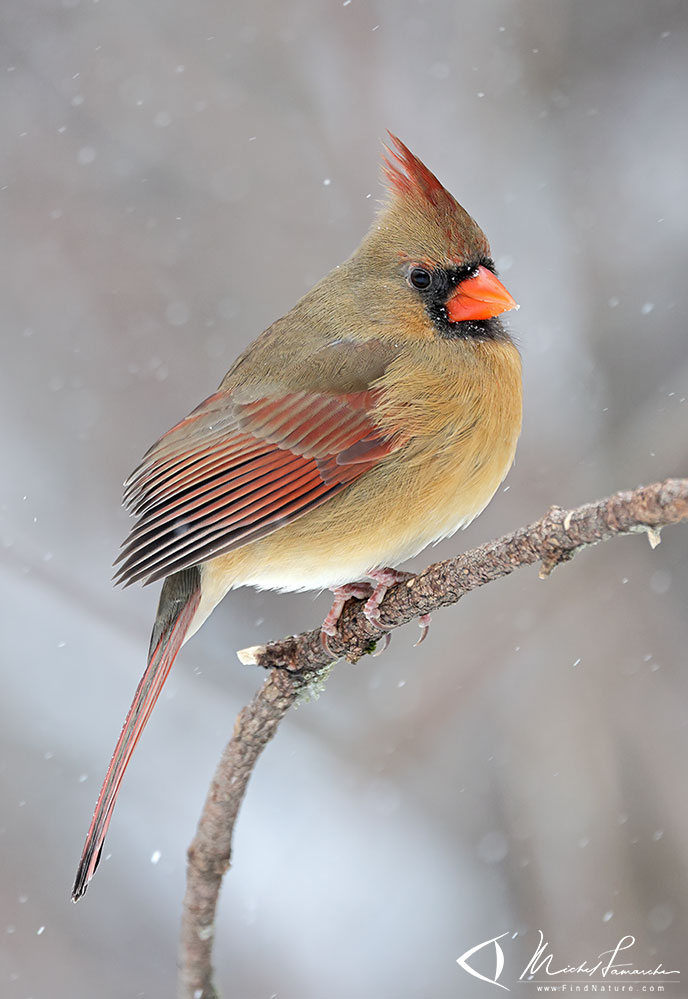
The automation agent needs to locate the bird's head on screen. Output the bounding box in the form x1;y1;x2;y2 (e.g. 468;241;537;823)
350;133;517;342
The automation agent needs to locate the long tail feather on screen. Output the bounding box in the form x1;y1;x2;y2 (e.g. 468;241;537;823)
72;567;201;901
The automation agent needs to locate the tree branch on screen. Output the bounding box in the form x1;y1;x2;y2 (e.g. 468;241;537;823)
178;478;688;997
178;668;303;999
237;478;688;671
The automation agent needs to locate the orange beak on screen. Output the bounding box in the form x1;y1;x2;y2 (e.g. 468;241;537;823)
445;265;518;323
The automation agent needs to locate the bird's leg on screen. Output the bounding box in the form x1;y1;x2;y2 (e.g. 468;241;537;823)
365;568;432;646
321;582;373;653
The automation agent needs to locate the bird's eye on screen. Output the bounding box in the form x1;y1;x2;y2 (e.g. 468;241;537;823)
408;267;433;291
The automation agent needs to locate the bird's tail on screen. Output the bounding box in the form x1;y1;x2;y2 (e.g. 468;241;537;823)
72;567;201;902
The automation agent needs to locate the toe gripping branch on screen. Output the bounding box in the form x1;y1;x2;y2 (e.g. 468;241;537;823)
320;569;431;657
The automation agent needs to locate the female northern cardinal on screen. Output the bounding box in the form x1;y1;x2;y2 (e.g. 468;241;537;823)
72;134;521;900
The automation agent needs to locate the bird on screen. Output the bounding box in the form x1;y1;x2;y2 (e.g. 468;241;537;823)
72;134;522;901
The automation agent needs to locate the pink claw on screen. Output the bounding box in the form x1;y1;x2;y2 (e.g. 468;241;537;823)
372;633;391;657
321;629;337;657
414;614;432;647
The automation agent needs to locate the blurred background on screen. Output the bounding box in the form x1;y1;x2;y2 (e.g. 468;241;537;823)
2;0;688;996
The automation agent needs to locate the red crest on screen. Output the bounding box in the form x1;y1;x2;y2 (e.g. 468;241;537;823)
382;132;457;210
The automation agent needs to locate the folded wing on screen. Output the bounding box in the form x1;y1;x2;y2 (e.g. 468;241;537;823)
114;387;400;585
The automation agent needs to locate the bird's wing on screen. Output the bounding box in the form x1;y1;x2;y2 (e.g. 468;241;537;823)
114;385;402;585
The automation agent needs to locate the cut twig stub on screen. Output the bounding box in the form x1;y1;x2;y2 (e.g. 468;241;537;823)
236;644;266;666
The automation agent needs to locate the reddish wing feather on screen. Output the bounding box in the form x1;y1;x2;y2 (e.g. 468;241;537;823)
114;388;398;585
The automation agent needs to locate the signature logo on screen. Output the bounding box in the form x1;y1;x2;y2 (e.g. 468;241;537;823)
456;931;680;992
456;932;511;991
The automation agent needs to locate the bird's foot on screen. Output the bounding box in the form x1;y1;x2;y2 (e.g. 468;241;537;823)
321;582;373;655
320;569;432;656
365;569;432;648
362;568;413;629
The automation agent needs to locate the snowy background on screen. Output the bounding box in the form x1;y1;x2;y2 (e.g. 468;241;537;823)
2;0;688;996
